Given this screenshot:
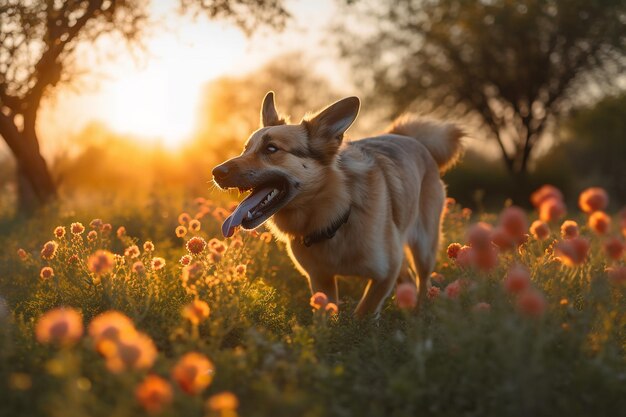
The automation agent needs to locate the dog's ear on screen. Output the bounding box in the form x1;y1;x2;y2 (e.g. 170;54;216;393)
260;91;285;127
303;96;360;162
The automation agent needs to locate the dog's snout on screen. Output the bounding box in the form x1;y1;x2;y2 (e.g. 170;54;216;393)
212;163;230;180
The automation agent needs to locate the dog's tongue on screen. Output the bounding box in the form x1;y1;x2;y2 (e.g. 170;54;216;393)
221;187;274;237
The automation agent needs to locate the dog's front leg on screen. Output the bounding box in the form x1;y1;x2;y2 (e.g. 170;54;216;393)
308;274;338;305
354;276;397;318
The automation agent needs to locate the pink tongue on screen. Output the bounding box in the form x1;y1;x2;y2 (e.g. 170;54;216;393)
222;187;274;237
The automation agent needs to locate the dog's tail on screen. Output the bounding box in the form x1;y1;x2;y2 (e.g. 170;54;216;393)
387;115;463;172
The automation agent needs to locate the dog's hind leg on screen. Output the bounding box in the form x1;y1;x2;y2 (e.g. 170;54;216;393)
408;179;445;310
354;275;398;318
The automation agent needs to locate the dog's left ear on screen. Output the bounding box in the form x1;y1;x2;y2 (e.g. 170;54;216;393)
260;91;285;127
303;96;360;162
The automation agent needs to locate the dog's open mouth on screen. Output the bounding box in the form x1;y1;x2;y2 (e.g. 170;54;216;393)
221;178;291;237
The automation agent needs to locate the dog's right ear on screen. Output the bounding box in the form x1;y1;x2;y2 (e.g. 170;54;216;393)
260;91;285;127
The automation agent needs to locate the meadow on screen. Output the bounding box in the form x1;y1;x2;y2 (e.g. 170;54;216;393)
0;186;624;417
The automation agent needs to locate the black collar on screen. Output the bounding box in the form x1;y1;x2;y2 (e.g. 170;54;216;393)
300;206;351;247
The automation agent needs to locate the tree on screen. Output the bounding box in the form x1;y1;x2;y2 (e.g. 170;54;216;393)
0;0;289;214
337;0;626;180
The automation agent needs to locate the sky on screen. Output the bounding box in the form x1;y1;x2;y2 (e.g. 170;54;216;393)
37;0;339;153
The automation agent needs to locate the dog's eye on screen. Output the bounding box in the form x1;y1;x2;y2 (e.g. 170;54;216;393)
265;144;279;154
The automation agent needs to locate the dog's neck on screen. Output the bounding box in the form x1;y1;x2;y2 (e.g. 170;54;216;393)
269;164;352;241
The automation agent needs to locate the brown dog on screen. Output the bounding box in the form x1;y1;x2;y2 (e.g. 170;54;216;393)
213;92;462;316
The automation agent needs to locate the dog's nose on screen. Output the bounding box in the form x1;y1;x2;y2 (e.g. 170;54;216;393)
212;164;230;180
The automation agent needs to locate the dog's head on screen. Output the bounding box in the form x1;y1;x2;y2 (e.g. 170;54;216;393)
213;91;360;237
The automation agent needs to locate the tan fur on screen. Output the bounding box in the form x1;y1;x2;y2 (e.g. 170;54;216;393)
213;93;464;317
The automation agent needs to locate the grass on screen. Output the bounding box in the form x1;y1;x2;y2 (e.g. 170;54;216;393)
0;192;624;417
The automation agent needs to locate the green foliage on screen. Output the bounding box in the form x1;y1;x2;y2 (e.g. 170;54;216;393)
0;193;625;417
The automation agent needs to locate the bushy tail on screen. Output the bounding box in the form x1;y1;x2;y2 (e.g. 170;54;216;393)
387;115;463;172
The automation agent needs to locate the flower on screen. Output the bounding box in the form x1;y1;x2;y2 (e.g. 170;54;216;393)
17;248;28;260
70;222;85;235
175;226;187;238
588;211;611;235
35;308;83;346
179;255;192;266
90;219;103;229
88;311;135;346
503;265;531;295
516;288;547;318
102;223;112;234
182;300;210;324
578;187;609;214
499;206;528;238
87;230;98;242
466;222;493;249
208;239;226;253
603;237;624;261
40;241;58;260
396;283;417;309
40;266;54;280
473;246;499;271
490;227;515;251
235;264;247;275
446;243;462;259
143;241;155;252
178;213;192;225
445;280;462;299
188;219;201;232
560;220;579;239
531;185;563;208
54;226;66;239
116;226;126;238
206;391;239;412
325;303;339;315
259;232;273;243
132;261;146;274
530;220;550;241
186;237;207;255
125;245;140;259
87;250;115;275
455;245;474;269
104;331;157;373
310;292;329;310
427;286;440;299
555;238;590;266
135;375;173;414
539;198;566;222
171;352;215;395
151;257;166;271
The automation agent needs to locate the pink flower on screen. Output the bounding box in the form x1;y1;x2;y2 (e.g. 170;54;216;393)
491;227;515;251
310;292;329;310
445;280;462;299
578;187;608;214
560;220;579;239
446;243;462;259
531;185;563;208
455;245;475;269
529;220;550;241
466;222;493;250
474;246;499;271
503;264;531;295
325;303;339;316
427;286;440;299
499;206;528;239
516;288;547;318
396;283;417;310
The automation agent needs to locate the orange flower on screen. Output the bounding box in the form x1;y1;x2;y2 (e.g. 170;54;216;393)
54;226;66;239
104;331;158;373
181;262;204;288
17;248;28;260
325;303;339;315
560;220;579;239
143;241;155;252
125;245;140;259
188;219;201;232
529;220;550;241
116;226;126;238
466;222;493;249
87;230;98;242
603;237;624;261
539;198;566;222
555;237;590;266
208;239;226;253
70;222;85;235
180;255;192;266
175;226;187;238
182;300;210;324
87;250;115;275
40;266;54;280
132;261;146;274
206;391;239;412
516;288;547;318
151;257;166;271
396;283;417;309
178;213;192;225
35;308;83;346
171;352;215;395
503;264;531;295
88;310;135;345
531;185;563;208
135;375;173;414
310;292;329;310
40;241;58;260
102;223;112;234
186;237;207;255
259;232;273;243
578;187;608;214
90;219;103;229
446;243;462;259
588;211;611;235
235;264;247;275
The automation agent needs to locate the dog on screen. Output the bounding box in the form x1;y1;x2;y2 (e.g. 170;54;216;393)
212;92;463;316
